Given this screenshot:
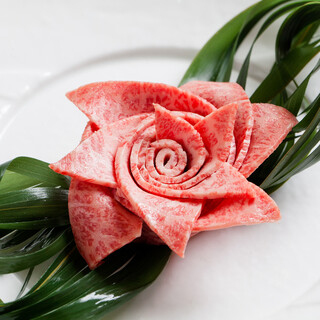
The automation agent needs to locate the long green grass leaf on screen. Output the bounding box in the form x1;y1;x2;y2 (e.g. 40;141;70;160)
293;93;320;132
275;2;320;61
0;230;36;250
16;267;34;299
237;0;308;88
0;157;70;189
0;244;170;320
0;188;68;222
284;59;320;116
0;217;70;230
272;142;320;186
180;0;293;85
0;228;73;274
0;158;70;230
250;44;320;102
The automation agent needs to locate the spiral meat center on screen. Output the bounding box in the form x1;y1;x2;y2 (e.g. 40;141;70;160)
127;114;212;198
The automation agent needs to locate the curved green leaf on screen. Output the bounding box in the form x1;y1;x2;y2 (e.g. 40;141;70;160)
0;228;73;274
276;2;320;61
0;217;70;230
16;267;34;299
284;59;320;116
237;0;309;88
0;157;70;230
250;43;320;102
293;93;320;132
0;188;68;222
0;157;70;189
179;0;311;85
0;244;170;320
0;230;36;251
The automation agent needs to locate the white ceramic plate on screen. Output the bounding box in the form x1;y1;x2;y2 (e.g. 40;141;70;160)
0;1;319;319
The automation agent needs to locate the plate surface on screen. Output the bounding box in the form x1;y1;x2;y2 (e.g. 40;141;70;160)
0;1;319;319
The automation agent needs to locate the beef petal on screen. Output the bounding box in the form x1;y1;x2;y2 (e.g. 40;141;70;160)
68;179;142;269
193;183;280;231
66;81;216;128
239;103;298;178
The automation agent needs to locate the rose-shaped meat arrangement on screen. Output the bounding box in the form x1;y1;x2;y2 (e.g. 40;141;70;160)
50;81;297;269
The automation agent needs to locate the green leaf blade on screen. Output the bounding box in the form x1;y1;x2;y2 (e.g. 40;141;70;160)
0;228;73;274
250;44;320;103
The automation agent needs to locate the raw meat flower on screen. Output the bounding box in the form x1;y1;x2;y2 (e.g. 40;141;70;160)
50;81;297;269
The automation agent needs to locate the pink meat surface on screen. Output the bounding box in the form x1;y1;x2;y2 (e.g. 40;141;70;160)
232;100;254;169
49;81;298;269
50;114;150;188
128;106;254;200
114;117;204;257
180;81;248;108
67;120;144;269
54;104;254;200
68;179;142;269
239;103;298;178
66;81;216;128
154;104;208;182
193;183;280;232
181;81;254;171
194;103;238;163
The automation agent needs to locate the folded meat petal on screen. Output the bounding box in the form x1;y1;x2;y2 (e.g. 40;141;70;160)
67;122;143;269
66;81;216;128
181;81;254;170
49;114;149;187
239;103;298;178
193;183;280;232
194;103;238;163
129;103;254;200
171;111;204;125
68;179;142;269
115;125;203;257
176;162;256;199
180;81;248;108
232;99;254;170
